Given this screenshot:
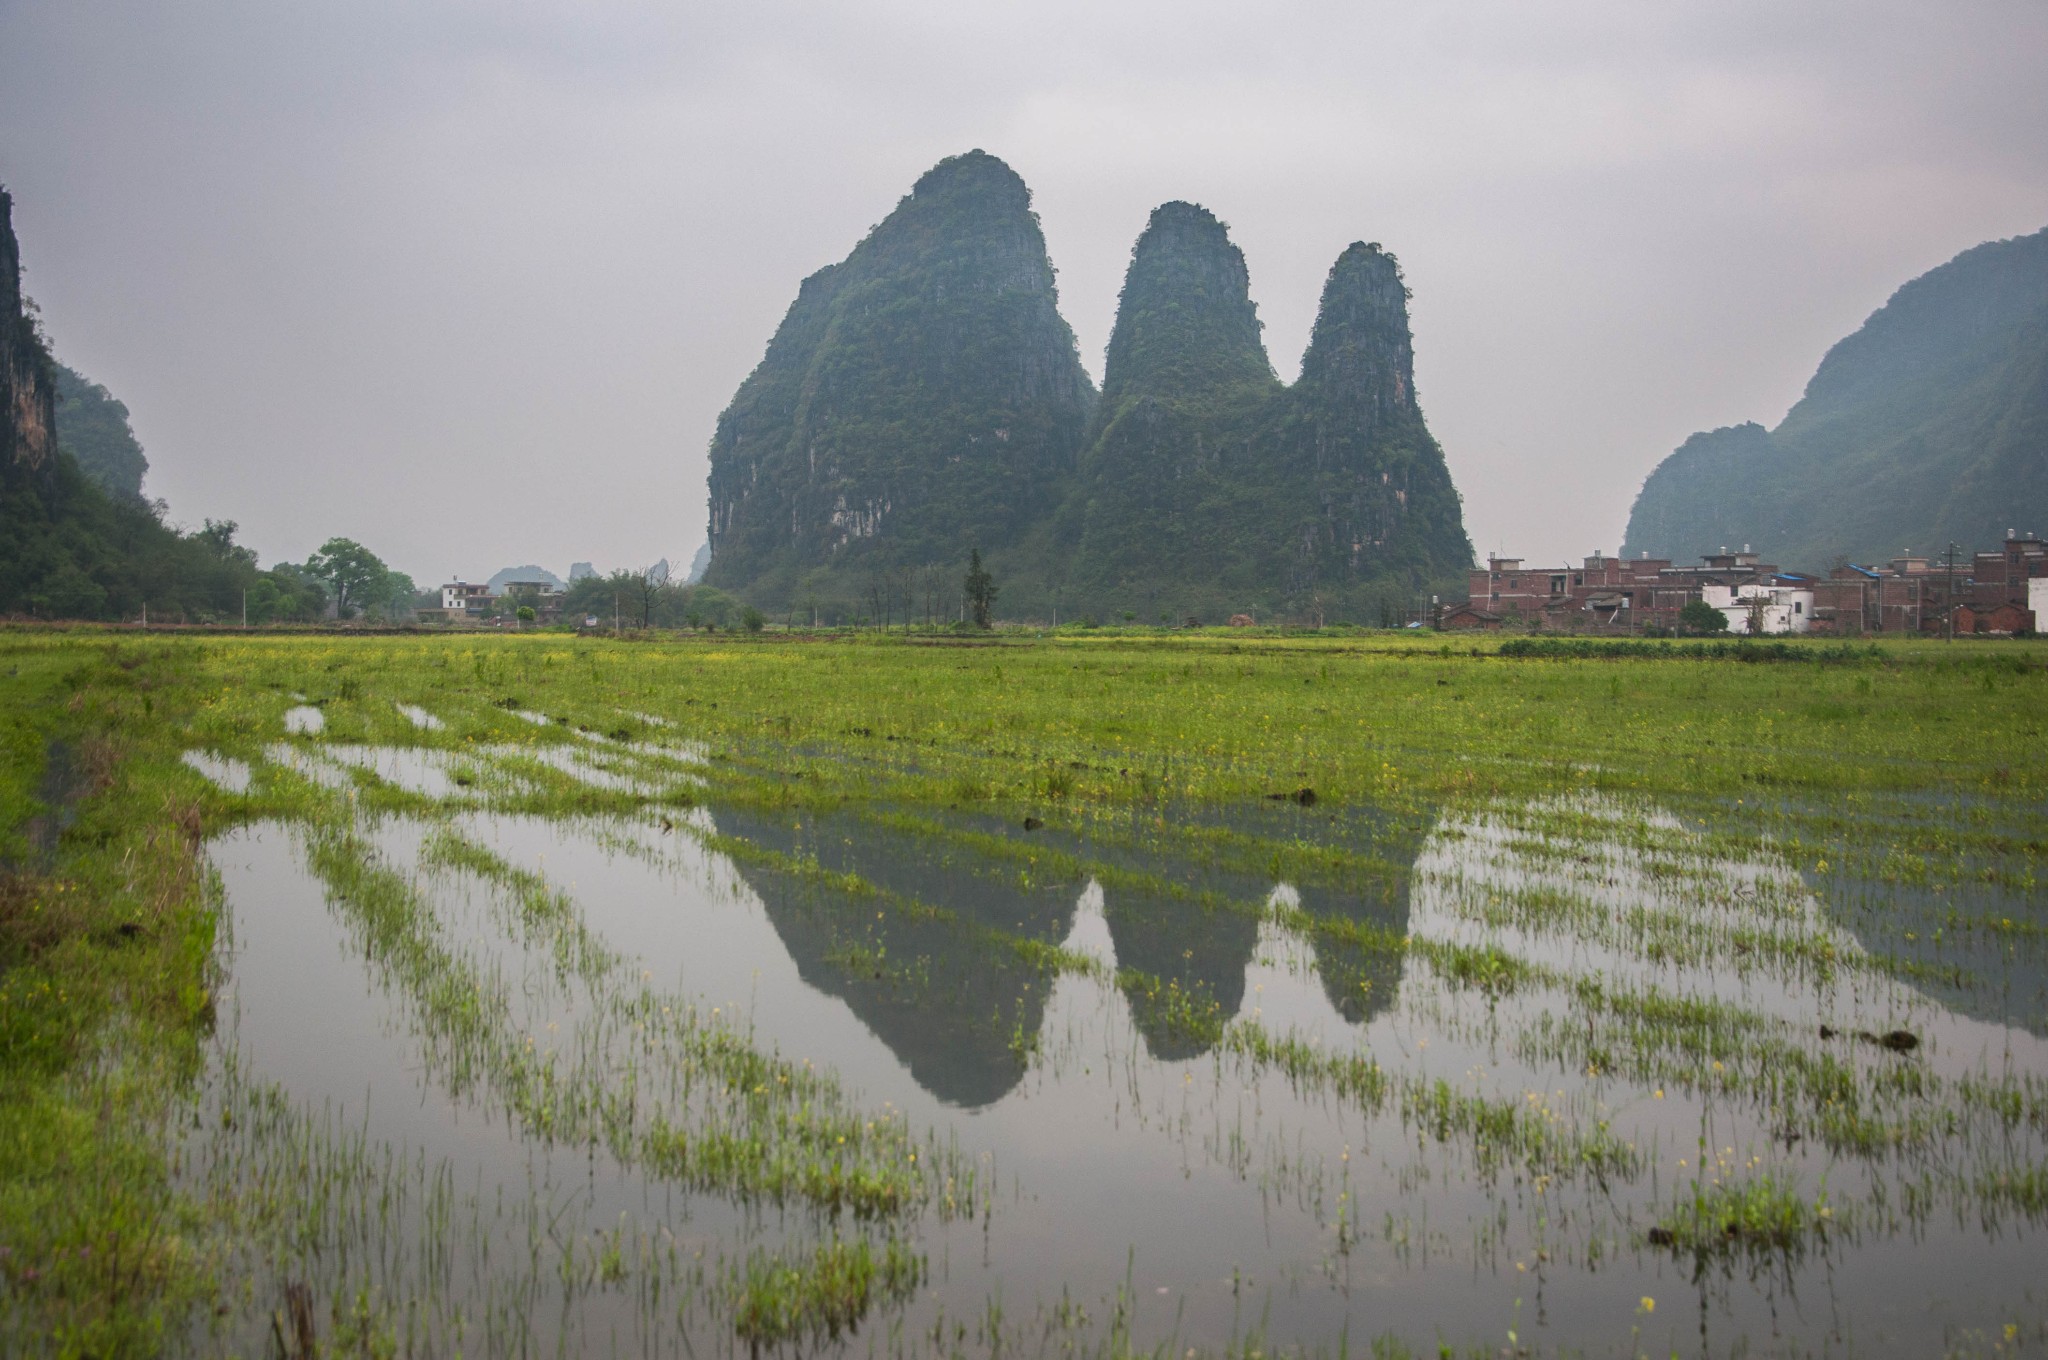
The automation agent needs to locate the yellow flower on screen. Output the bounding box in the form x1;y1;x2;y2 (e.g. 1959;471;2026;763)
1640;1296;1655;1314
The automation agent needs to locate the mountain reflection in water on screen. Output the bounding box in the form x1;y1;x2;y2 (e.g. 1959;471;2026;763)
707;800;1432;1106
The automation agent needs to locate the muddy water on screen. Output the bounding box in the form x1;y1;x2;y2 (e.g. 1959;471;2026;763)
198;779;2048;1356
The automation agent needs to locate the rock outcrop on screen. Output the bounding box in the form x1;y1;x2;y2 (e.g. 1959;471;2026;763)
1623;225;2048;567
2;187;58;488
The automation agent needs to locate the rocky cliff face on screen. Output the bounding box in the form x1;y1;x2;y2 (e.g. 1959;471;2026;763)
1287;241;1468;591
1623;226;2048;568
2;187;58;488
703;150;1095;607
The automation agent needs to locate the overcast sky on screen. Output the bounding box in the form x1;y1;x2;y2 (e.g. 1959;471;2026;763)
3;0;2045;581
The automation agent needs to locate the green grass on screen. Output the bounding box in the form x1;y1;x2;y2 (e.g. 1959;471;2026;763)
1648;1172;1839;1262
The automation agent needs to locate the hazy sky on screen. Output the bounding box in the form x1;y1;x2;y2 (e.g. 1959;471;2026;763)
3;1;2045;581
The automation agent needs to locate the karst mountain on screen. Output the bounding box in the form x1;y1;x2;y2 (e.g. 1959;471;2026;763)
702;151;1095;614
1623;225;2048;568
701;152;1472;622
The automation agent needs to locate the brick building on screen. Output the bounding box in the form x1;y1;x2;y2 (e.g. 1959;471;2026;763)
1459;546;1794;631
1464;551;1676;630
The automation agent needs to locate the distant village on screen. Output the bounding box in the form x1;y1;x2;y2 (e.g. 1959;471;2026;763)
418;574;577;626
414;560;617;628
399;537;2048;635
1443;532;2047;636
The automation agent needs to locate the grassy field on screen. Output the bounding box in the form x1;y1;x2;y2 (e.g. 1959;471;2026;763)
2;627;2044;1356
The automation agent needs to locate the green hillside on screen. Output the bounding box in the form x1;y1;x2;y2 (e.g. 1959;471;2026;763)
1623;226;2048;567
53;363;149;504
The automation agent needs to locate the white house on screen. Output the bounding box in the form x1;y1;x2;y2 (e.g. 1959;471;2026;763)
440;582;493;613
2031;578;2048;630
1701;582;1816;635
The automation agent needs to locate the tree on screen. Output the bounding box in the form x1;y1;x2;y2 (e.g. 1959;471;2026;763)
626;566;663;630
197;518;257;568
1678;599;1726;635
374;570;417;621
1743;592;1769;637
741;605;765;633
246;564;327;624
917;563;946;629
305;537;390;618
963;548;997;629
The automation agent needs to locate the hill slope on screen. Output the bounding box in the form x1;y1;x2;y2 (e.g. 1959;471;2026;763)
1622;227;2048;567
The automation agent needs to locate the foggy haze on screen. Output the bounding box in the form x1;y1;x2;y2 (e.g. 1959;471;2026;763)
3;0;2044;582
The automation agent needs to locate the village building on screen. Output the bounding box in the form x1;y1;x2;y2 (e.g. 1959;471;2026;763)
1437;602;1503;630
419;580;523;626
1462;551;1674;629
493;577;565;623
437;581;494;619
1702;581;1815;635
1953;601;2034;635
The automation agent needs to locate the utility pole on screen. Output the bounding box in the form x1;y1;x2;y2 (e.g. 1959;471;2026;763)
242;589;248;630
1942;541;1962;642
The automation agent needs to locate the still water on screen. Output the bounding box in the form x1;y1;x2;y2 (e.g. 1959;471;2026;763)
188;740;2048;1357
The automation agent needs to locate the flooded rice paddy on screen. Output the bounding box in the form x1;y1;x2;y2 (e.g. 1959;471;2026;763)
171;685;2048;1359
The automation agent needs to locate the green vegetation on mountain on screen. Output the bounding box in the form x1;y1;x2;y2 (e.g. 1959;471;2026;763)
53;363;148;504
702;155;1473;624
1623;225;2048;567
1064;210;1470;622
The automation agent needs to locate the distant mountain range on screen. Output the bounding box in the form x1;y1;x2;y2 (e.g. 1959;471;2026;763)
486;564;565;591
1623;226;2048;568
701;151;1471;621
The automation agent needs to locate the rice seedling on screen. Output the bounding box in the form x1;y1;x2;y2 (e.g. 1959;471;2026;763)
2;628;2043;1356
